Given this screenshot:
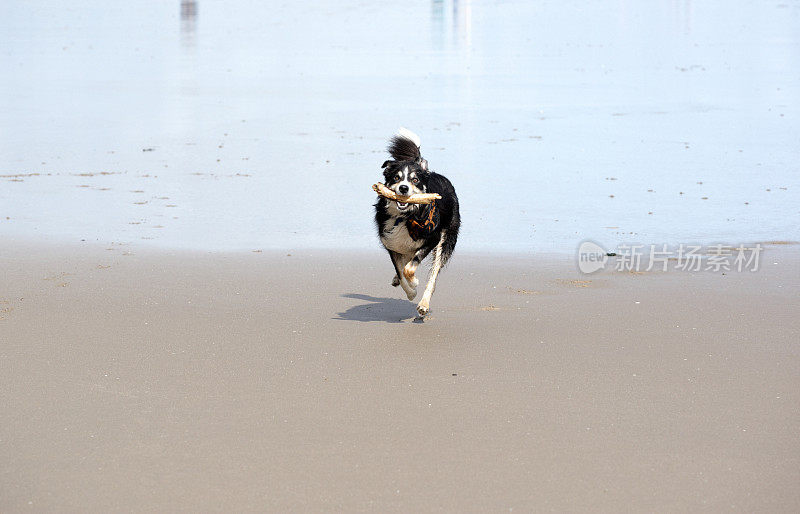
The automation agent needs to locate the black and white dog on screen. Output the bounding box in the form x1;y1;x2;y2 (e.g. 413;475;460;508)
374;129;460;317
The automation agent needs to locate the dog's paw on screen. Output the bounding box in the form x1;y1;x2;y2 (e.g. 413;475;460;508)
416;300;429;317
391;275;400;287
405;288;418;301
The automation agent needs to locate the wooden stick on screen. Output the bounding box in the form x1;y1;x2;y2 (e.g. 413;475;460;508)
372;183;441;204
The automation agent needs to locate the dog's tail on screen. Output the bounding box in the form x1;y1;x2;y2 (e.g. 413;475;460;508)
388;127;423;163
388;128;429;170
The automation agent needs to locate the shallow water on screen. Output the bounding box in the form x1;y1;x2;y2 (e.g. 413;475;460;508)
1;0;798;252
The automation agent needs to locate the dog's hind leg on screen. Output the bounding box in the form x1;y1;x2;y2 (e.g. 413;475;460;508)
416;232;446;317
387;250;402;286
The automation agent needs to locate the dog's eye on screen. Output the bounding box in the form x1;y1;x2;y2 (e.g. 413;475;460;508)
411;178;419;184
394;174;401;181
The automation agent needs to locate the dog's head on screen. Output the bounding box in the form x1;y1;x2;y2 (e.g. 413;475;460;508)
381;159;429;215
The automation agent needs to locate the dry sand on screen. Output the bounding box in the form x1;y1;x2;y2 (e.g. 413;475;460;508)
1;242;799;512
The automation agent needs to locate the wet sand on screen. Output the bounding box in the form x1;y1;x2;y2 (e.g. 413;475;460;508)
1;242;799;512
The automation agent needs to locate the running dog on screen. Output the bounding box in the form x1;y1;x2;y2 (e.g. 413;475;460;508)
374;128;460;317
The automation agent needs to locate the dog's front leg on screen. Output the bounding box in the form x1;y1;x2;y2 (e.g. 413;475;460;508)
416;235;445;316
389;251;417;300
402;256;421;289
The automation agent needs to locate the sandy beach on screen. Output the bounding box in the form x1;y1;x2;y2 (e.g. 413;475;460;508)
2;241;798;512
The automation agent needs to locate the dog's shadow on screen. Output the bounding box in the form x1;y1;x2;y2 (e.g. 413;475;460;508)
334;293;422;323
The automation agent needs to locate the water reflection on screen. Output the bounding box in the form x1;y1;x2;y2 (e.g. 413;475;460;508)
676;0;693;34
431;0;444;50
430;0;472;51
453;0;472;48
180;0;197;49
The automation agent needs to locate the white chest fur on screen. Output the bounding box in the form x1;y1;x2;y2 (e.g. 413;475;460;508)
381;218;424;255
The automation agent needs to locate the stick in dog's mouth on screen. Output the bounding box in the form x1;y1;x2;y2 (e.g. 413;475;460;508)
372;183;441;205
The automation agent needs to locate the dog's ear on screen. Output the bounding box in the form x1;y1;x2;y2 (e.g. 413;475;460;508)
418;158;428;171
382;163;396;181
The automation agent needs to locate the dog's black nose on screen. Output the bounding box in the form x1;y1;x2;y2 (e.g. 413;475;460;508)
398;185;409;194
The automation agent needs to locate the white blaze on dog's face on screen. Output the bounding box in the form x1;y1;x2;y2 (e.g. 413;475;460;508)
386;165;425;215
